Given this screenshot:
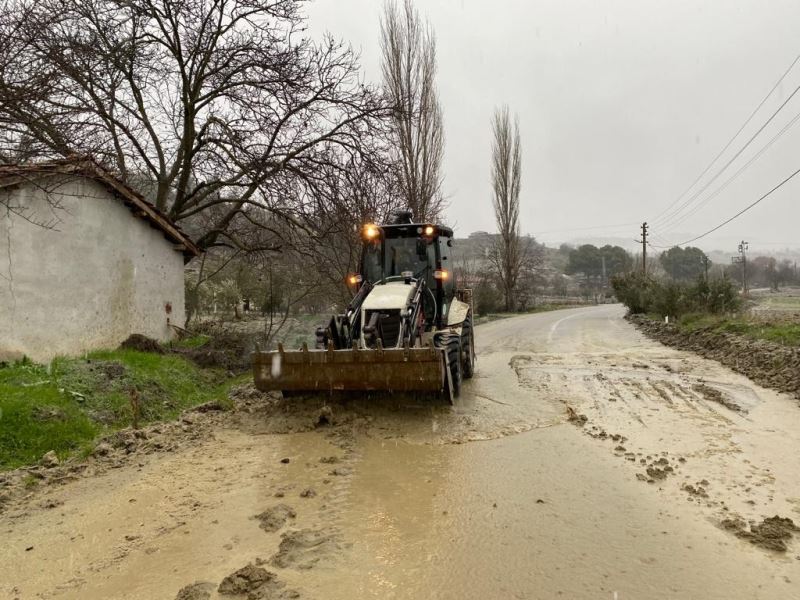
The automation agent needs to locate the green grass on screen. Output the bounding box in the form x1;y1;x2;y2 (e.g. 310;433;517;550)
0;350;243;470
756;296;800;310
168;334;211;349
677;313;800;347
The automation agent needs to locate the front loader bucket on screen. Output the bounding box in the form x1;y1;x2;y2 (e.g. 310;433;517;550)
252;343;448;396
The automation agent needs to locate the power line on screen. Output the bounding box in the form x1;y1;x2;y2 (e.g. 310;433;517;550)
655;164;800;247
650;50;800;227
649;231;674;246
656;105;800;235
654;78;800;231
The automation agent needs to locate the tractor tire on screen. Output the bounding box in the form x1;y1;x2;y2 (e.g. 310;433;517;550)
461;314;475;379
435;332;462;399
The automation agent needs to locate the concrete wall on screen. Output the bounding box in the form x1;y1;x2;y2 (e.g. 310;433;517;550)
0;177;186;362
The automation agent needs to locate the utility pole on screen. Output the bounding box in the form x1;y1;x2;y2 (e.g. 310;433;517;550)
731;240;749;295
636;222;648;273
739;240;748;295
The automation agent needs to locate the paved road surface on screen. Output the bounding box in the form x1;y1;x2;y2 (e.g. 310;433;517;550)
3;305;800;599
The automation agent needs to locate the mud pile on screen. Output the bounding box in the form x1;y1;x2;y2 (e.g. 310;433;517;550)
175;330;255;372
270;529;345;570
175;582;214;600
720;515;800;552
229;384;375;441
119;334;165;354
173;565;299;599
629;315;800;401
217;564;293;598
692;383;745;413
119;329;255;372
255;504;297;533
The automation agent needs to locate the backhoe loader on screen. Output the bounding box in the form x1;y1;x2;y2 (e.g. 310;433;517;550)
252;210;475;403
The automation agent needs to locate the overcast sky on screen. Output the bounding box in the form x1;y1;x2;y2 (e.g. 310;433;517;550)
307;0;800;254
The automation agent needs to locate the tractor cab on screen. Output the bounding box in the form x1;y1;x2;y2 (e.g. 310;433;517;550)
359;212;455;329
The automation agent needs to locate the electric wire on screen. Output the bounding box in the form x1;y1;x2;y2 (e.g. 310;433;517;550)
650;165;800;248
654;79;800;232
656;106;800;235
650;51;800;228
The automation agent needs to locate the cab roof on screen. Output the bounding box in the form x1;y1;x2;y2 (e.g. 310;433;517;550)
380;223;454;238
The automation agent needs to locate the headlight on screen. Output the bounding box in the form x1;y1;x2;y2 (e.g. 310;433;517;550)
363;224;380;240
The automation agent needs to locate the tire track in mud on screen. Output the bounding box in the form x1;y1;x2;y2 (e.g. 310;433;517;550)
511;347;800;554
174;437;360;598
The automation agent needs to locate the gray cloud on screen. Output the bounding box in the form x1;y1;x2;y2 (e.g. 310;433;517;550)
308;0;800;253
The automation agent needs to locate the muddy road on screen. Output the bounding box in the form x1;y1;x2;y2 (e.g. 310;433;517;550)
3;305;800;599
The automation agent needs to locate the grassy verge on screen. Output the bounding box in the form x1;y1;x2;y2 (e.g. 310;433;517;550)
675;313;800;347
751;293;800;311
0;349;243;471
169;334;212;349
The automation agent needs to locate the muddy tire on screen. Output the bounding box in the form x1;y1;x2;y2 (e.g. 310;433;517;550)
435;332;462;399
461;314;475;379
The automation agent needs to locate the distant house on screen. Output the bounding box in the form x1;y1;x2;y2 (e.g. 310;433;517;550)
0;158;200;362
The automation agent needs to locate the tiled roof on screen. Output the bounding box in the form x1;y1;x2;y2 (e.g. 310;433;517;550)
0;157;201;257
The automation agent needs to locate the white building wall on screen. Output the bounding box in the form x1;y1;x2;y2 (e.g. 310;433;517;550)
0;177;186;362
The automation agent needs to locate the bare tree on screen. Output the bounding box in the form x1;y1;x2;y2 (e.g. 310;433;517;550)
515;236;545;310
489;105;523;311
182;136;405;327
380;0;444;221
0;0;391;251
291;155;403;305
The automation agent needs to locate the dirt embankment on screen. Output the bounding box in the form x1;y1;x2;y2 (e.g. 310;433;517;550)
628;314;800;401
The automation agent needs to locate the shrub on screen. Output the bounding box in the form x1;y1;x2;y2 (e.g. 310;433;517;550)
706;276;741;314
610;272;654;314
612;272;740;318
651;280;689;319
474;278;503;315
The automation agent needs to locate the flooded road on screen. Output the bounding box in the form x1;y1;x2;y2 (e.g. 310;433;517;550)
3;305;800;599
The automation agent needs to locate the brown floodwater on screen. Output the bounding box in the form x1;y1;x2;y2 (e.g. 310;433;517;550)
2;306;800;599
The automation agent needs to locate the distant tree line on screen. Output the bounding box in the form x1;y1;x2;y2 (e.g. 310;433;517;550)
565;244;633;281
725;256;799;291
